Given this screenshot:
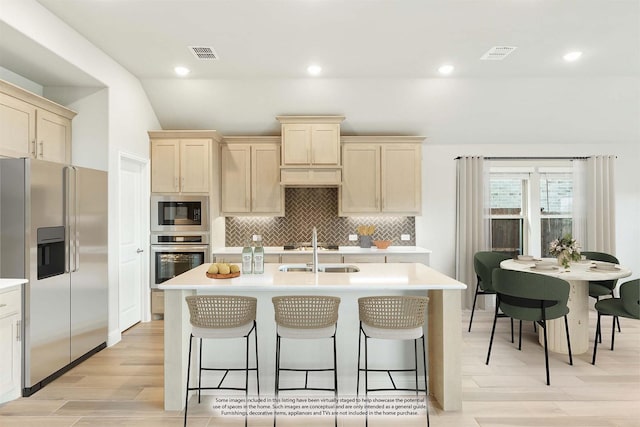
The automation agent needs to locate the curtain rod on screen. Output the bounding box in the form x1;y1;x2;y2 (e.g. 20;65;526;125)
454;156;591;160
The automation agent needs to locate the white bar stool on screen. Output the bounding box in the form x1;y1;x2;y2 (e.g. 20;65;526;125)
272;295;341;426
184;295;259;427
357;295;430;426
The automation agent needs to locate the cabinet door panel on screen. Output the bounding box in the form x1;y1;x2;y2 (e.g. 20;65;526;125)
311;124;339;165
386;253;429;265
252;144;283;215
151;140;180;193
282;124;310;165
340;144;380;214
180;139;210;193
382;144;421;214
342;254;385;263
36;109;70;163
221;144;251;213
0;93;35;158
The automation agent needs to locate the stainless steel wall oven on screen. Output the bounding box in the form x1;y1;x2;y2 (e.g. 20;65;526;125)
150;233;210;288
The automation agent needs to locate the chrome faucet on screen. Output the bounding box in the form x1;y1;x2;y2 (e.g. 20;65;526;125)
312;226;319;273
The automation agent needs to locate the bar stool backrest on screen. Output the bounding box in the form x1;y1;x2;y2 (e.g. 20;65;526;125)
272;295;340;329
185;295;257;328
358;296;429;329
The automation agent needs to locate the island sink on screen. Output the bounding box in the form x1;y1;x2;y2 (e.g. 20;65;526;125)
278;264;360;273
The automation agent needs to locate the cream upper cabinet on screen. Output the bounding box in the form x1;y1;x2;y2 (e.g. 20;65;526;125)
0;286;22;403
149;131;217;194
35;109;71;163
381;143;422;214
220;143;251;213
252;143;283;214
340;136;423;216
1;80;75;163
340;144;380;214
280;121;342;166
277;116;345;187
0;92;36;158
221;137;284;216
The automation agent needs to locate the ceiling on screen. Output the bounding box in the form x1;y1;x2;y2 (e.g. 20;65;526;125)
2;0;639;138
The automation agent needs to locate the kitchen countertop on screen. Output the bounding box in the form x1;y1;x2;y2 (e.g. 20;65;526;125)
159;262;464;291
0;278;28;291
211;245;432;255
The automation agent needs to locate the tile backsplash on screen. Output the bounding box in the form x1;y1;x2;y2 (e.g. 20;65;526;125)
225;188;415;246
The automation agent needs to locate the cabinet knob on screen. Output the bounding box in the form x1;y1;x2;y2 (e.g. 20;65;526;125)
136;248;144;253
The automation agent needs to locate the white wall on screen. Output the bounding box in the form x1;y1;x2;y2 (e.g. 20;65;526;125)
44;86;109;171
416;141;640;292
2;0;161;346
0;65;43;95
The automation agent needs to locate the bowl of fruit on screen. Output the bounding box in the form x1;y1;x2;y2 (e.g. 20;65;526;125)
206;262;241;279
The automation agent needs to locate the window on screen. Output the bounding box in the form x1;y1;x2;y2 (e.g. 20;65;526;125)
490;175;526;257
490;162;573;257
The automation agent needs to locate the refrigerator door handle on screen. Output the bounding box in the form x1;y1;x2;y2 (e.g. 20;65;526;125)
73;166;79;272
63;166;71;273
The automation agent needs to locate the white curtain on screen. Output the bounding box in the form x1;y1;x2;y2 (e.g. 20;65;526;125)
586;155;616;253
572;159;587;249
455;156;491;309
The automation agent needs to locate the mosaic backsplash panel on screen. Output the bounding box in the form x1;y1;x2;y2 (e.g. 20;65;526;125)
225;188;415;246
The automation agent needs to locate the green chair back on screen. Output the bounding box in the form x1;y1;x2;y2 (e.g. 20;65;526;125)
582;251;619;292
474;252;511;293
582;251;619;264
492;269;570;322
620;279;640;319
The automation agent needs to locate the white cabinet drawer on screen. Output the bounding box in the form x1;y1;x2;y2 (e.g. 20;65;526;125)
0;288;20;319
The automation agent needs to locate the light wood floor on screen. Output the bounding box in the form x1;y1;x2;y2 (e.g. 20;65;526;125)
1;309;639;426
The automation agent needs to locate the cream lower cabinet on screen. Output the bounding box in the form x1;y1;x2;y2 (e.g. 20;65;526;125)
340;137;423;216
150;133;216;194
0;287;22;403
1;80;75;163
221;137;284;216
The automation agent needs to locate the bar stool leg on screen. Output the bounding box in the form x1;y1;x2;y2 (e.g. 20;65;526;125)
356;324;362;395
198;338;203;403
414;339;419;396
254;322;260;395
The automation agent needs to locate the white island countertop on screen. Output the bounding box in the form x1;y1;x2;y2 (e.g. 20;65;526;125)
0;278;28;291
159;262;464;291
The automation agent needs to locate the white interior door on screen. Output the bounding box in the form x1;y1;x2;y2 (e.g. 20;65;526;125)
118;156;146;331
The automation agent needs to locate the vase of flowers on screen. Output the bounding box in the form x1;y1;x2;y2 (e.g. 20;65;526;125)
549;234;581;269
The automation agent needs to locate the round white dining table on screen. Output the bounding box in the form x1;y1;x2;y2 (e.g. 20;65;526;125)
500;258;632;354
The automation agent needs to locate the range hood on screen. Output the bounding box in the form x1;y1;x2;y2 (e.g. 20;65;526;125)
280;167;342;187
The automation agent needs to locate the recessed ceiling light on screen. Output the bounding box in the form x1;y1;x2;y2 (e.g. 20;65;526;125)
438;64;454;75
563;51;582;62
307;64;322;76
174;66;190;76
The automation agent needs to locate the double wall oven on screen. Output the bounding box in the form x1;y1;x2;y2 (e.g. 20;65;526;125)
150;195;210;316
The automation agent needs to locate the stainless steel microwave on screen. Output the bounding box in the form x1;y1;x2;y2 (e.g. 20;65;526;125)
150;195;209;232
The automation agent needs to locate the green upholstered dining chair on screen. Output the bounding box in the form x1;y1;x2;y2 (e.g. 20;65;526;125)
468;251;513;333
486;269;573;386
592;279;640;364
582;251;622;335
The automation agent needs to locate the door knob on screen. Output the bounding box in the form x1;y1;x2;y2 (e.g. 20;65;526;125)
136;248;144;253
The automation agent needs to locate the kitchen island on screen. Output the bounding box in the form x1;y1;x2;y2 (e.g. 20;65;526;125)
160;262;466;412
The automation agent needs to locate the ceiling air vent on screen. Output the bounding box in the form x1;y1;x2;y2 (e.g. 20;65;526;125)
480;46;517;60
189;46;219;60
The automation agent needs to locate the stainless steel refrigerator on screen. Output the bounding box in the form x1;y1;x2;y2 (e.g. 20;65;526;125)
0;158;108;396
